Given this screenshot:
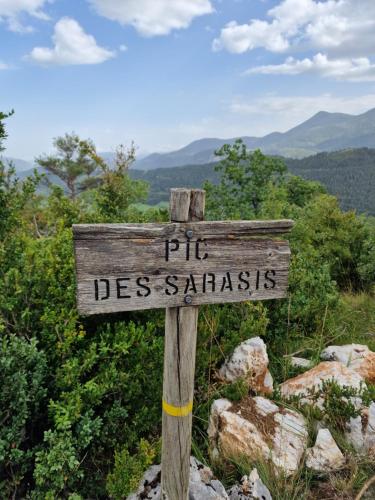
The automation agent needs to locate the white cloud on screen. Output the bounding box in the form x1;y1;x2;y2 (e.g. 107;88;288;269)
0;61;9;69
88;0;214;36
213;19;289;53
0;0;51;32
247;53;375;82
229;93;375;132
28;17;116;66
213;0;375;56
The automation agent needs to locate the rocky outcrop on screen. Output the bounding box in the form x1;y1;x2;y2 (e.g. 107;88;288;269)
219;337;273;394
305;429;345;472
127;465;161;500
346;402;375;456
290;356;312;368
228;468;272;500
280;361;365;406
208;396;308;476
127;457;228;499
321;344;375;383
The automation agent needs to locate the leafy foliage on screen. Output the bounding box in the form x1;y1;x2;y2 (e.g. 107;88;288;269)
0;336;47;499
36;133;104;199
94;143;149;221
130;147;375;216
0;110;13;152
106;439;157;499
205;140;286;219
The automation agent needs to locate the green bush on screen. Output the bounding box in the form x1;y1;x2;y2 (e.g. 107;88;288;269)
0;336;47;498
106;439;157;499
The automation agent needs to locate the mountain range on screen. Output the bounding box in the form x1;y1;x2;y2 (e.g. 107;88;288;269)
133;107;375;170
131;148;375;216
4;107;375;172
3;107;375;215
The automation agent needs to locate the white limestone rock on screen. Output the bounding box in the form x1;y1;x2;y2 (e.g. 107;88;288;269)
219;337;273;394
321;344;370;365
272;408;308;473
228;468;272;500
127;465;161;500
189;457;229;499
280;361;366;408
346;402;375;457
321;344;375;383
208;396;308;476
290;356;312;368
305;429;345;472
127;457;228;500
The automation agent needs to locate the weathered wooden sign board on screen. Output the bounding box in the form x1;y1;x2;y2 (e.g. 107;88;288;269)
73;220;292;315
73;188;293;500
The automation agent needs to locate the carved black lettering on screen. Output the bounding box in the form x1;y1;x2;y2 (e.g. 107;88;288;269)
186;240;190;261
165;239;179;262
264;270;276;289
95;279;110;301
238;271;250;291
165;275;179;295
116;278;131;299
195;239;208;260
184;274;197;294
221;272;233;292
203;273;215;293
136;276;151;297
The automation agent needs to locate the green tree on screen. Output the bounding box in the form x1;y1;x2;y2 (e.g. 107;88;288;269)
0;111;39;240
205;139;286;219
36;133;104;199
284;175;326;208
94;143;148;221
0;110;13;152
291;194;368;289
357;216;375;290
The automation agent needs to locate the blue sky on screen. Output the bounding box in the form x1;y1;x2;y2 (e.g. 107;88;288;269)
1;0;375;160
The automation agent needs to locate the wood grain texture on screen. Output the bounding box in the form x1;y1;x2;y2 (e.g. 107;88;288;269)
74;236;290;315
162;189;203;500
170;188;191;222
189;189;205;222
73;219;294;240
162;306;199;500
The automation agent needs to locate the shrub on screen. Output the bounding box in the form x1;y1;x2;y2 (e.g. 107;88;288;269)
106;439;157;499
0;336;47;498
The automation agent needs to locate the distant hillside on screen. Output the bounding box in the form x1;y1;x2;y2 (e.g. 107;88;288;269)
134;138;255;170
8;107;375;174
1;156;35;172
285;149;375;215
134;108;375;169
131;148;375;216
13;147;375;216
131;163;221;204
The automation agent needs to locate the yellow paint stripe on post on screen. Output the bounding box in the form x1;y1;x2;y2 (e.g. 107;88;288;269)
162;399;193;417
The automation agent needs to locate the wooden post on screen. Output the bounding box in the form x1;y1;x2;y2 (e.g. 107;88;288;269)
161;188;205;500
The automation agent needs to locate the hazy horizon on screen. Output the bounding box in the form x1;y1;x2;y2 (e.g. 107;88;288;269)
2;0;375;160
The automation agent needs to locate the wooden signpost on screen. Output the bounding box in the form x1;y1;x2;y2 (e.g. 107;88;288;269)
73;188;293;500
